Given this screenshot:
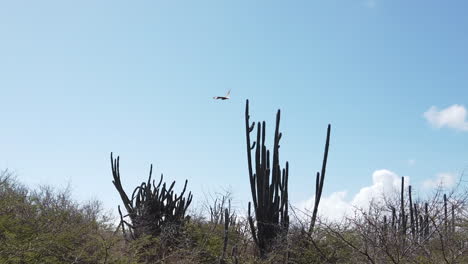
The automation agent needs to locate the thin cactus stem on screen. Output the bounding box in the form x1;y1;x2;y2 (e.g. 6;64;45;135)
400;177;406;235
444;194;448;234
383;215;388;240
309;124;331;234
409;185;415;238
452;203;455;233
419;215;424;238
424;202;429;238
414;203;419;239
220;208;230;263
245;100;258;210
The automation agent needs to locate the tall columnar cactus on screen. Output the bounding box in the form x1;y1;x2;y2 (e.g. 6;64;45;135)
309;124;331;234
424;202;429;237
444;194;448;233
451;203;456;233
110;153;193;239
408;185;415;239
414;204;419;238
400;177;407;234
219;208;230;264
245;100;289;258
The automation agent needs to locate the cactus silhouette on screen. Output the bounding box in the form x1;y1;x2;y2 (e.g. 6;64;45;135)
245;100;289;258
110;153;192;239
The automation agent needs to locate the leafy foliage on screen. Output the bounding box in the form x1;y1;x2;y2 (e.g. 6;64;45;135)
0;170;120;264
2;169;468;263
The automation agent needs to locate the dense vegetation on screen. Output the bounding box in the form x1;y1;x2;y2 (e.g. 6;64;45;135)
2;169;468;264
1;101;467;263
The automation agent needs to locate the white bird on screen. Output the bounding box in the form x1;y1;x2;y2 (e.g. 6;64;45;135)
213;89;231;100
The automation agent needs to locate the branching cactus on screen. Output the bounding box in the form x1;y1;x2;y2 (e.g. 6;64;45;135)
110;153;192;240
245;100;290;258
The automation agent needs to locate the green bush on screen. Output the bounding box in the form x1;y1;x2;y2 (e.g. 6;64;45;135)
0;171;120;264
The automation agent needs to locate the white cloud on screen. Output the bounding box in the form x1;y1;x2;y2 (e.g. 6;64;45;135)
423;173;456;190
296;170;407;222
408;159;416;166
297;191;352;222
424;104;468;131
296;170;460;223
351;170;406;208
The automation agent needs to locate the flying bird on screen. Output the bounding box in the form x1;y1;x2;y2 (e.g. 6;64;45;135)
213;89;231;100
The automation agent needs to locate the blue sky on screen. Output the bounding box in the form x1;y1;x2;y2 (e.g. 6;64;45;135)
1;0;467;217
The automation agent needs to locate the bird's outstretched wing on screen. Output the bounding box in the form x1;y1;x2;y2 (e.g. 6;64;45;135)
213;90;231;100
